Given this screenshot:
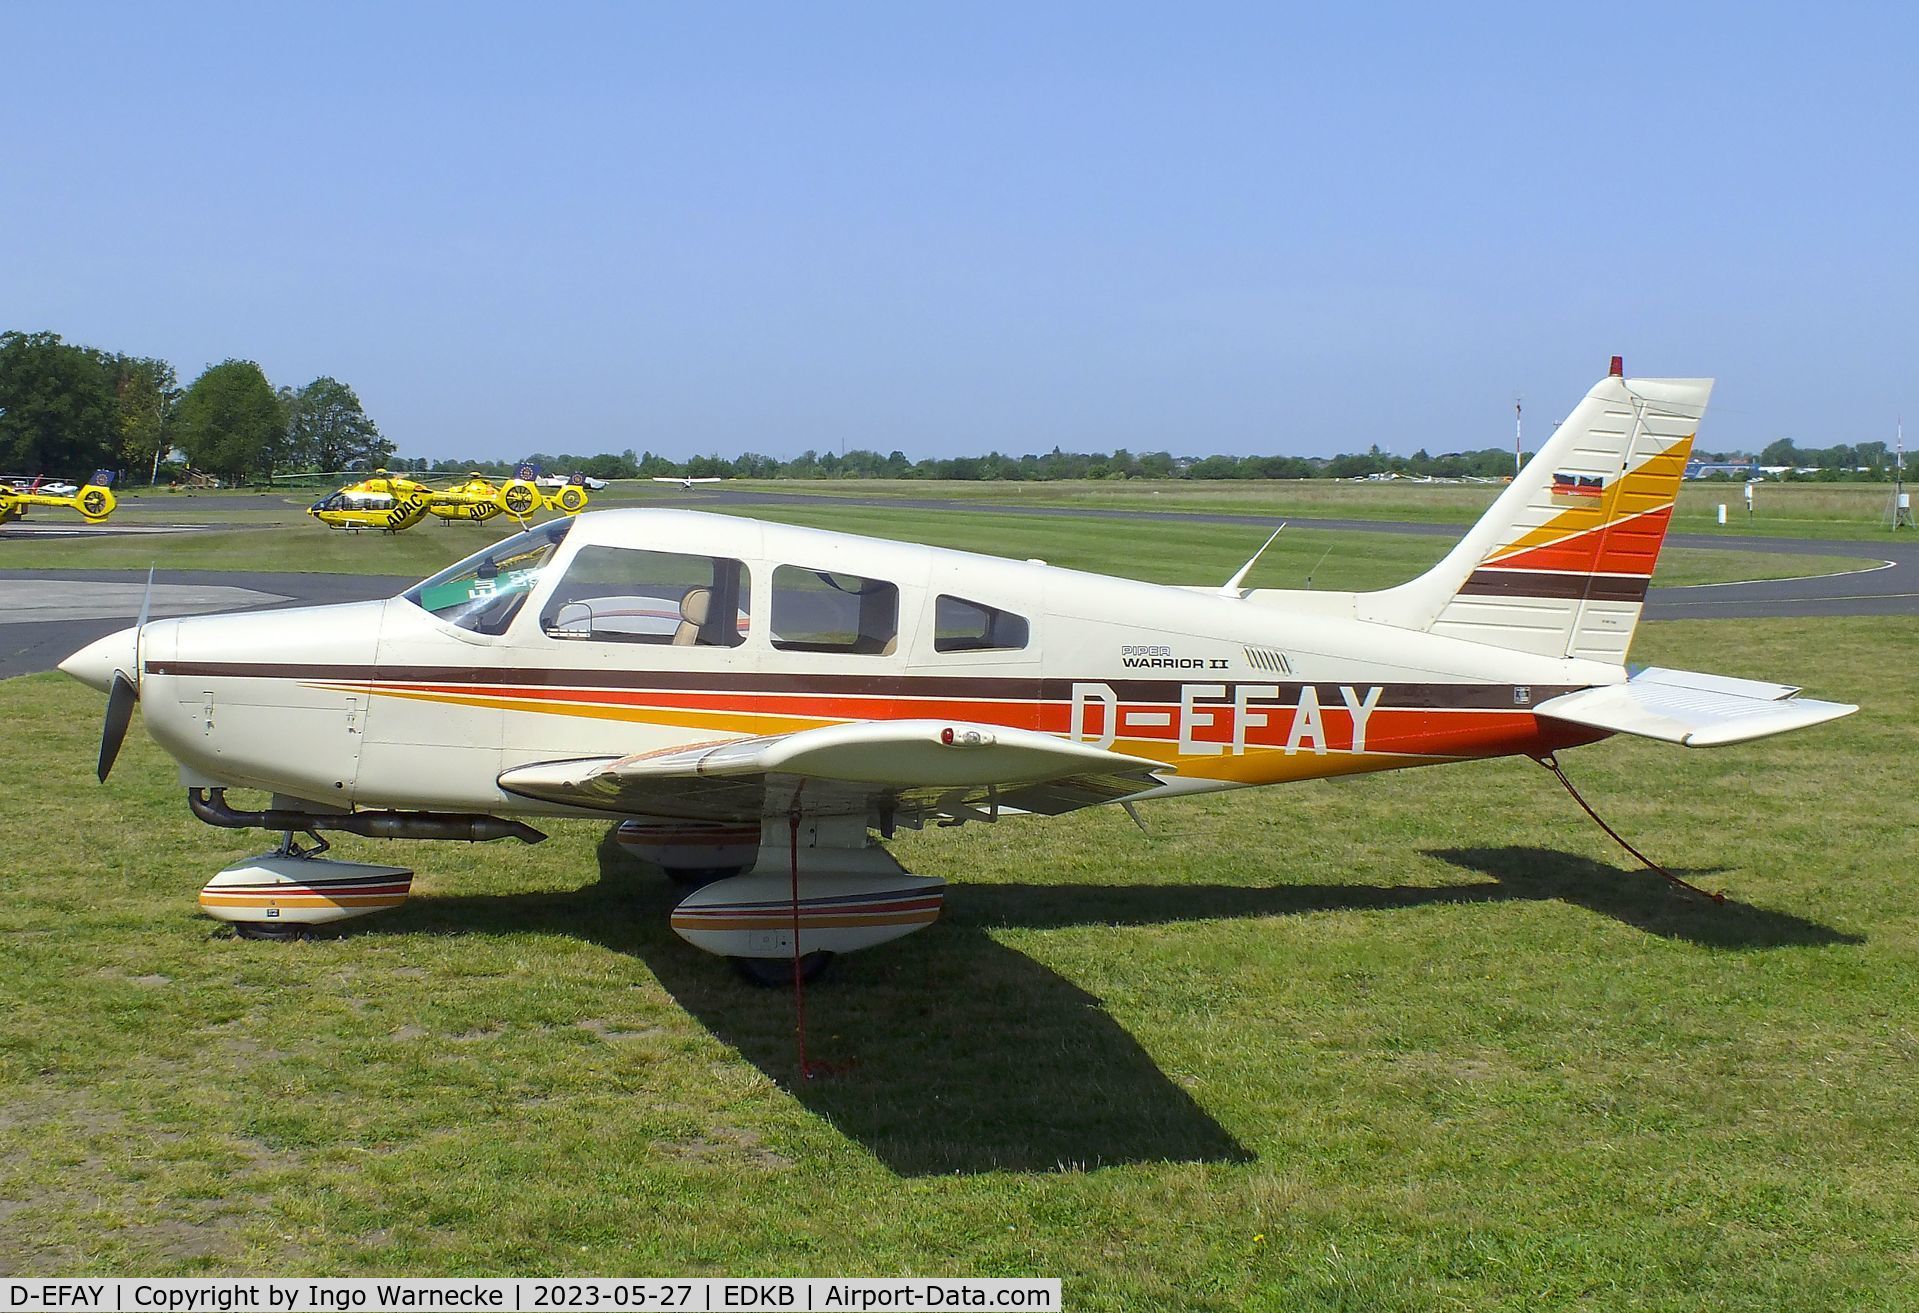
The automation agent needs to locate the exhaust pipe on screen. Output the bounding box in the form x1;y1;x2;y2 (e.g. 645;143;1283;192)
188;787;546;844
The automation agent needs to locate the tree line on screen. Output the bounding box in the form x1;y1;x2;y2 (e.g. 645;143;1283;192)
6;328;1905;486
0;330;390;484
389;442;1531;484
1758;438;1904;479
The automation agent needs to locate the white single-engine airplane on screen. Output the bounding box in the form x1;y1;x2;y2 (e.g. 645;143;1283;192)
62;363;1855;982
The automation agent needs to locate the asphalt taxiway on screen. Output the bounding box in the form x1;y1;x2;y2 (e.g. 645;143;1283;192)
678;490;1919;622
0;570;404;680
5;493;1914;678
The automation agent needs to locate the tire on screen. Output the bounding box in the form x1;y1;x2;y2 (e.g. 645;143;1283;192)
664;864;745;888
233;920;304;942
732;952;833;988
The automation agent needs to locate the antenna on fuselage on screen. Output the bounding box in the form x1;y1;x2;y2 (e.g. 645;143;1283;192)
1302;544;1335;591
1218;524;1285;597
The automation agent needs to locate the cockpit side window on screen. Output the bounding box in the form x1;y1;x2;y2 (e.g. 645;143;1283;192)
770;566;899;654
540;546;750;646
402;519;571;636
933;595;1029;652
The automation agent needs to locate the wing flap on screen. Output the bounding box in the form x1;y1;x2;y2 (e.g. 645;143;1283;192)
498;720;1170;820
1535;667;1855;747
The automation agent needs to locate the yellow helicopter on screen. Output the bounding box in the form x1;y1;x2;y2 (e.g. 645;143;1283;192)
538;471;591;515
0;470;118;527
306;470;438;532
308;465;589;532
423;471;514;523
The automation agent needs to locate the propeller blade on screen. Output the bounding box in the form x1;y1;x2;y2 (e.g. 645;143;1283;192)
136;565;154;632
130;564;154;696
94;566;155;782
98;671;137;782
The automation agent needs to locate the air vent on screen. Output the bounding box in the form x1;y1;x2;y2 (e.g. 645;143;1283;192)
1244;645;1292;675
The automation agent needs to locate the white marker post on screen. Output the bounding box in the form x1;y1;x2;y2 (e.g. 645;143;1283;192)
1718;504;1727;526
1745;481;1755;519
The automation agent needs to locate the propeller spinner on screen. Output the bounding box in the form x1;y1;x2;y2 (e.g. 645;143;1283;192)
59;567;153;781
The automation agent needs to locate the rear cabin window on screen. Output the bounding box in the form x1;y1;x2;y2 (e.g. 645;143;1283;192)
770;566;899;654
540;546;749;646
933;594;1030;653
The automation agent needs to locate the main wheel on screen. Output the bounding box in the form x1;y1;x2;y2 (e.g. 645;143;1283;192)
731;952;833;988
664;864;745;888
233;920;304;942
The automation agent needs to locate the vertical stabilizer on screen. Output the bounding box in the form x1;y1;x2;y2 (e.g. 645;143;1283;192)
1358;370;1711;662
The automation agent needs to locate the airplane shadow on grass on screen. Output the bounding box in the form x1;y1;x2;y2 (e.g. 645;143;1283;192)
376;832;1858;1176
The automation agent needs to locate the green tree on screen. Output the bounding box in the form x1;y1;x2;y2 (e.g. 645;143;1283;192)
111;356;178;481
286;376;389;472
580;452;634;480
0;330;120;476
1760;438;1802;468
175;359;283;483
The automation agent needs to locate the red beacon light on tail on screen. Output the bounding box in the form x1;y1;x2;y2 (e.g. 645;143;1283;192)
1610;355;1624;377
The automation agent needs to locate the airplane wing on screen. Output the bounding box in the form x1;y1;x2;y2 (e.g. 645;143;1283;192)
1534;667;1856;747
497;719;1170;822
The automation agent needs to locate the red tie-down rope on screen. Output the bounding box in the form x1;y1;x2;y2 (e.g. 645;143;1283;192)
787;808;817;1079
784;801;854;1081
1535;753;1725;904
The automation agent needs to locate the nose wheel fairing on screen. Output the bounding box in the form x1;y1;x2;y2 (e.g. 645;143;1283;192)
198;851;414;931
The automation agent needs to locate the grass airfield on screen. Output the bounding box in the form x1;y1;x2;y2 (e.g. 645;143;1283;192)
1;485;1886;590
2;490;1915;1307
697;476;1907;542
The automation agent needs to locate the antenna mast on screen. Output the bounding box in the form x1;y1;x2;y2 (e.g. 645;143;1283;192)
1892;417;1914;530
1514;396;1523;476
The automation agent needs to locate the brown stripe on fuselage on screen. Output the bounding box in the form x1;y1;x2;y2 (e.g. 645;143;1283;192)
1457;570;1649;603
143;660;1579;711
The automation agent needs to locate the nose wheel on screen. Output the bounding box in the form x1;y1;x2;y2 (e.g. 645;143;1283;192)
731;952;834;988
233;920;305;942
666;864;746;888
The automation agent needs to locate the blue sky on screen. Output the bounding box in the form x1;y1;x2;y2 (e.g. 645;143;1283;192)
3;4;1913;461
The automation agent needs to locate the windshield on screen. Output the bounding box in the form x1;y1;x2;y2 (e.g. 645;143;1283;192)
402;519;572;635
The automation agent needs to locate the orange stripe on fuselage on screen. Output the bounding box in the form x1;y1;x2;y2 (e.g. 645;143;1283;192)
1486;435;1694;566
326;679;1589;784
1486;506;1673;576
